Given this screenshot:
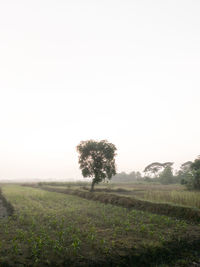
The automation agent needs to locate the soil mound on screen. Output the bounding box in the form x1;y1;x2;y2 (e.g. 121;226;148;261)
0;188;14;218
0;199;8;218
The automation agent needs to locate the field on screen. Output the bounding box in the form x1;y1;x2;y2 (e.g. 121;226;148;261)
0;183;200;266
40;182;200;209
99;183;200;209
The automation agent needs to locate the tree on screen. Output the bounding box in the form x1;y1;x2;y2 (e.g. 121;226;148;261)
144;162;174;180
162;162;174;169
143;162;163;178
76;140;117;191
179;157;200;189
177;161;193;185
159;166;174;184
190;157;200;190
180;161;193;172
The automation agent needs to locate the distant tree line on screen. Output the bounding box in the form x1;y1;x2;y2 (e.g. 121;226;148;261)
142;156;200;189
112;171;141;182
76;139;200;191
143;161;177;184
112;156;200;190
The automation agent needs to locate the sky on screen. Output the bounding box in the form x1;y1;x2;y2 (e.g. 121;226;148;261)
0;0;200;180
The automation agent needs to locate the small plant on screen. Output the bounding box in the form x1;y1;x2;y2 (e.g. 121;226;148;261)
71;236;81;255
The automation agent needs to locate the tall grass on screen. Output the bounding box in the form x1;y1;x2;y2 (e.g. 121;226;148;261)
141;190;200;209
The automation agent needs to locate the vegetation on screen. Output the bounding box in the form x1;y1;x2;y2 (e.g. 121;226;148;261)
140;190;200;209
178;157;200;190
1;154;200;266
0;184;200;266
72;155;200;187
112;171;141;182
38;181;90;188
143;162;174;178
39;184;200;223
38;181;200;209
76;140;117;191
158;166;174;184
141;157;200;187
190;157;200;189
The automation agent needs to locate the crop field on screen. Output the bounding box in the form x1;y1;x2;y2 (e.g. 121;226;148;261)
41;182;200;209
0;184;200;266
111;184;200;210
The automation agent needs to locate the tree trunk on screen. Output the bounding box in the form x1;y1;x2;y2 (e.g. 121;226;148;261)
90;180;95;192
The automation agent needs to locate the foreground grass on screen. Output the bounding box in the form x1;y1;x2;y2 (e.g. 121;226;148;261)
0;185;200;266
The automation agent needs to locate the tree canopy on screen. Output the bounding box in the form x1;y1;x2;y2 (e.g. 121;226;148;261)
190;157;200;189
159;165;174;184
76;140;117;191
144;162;173;178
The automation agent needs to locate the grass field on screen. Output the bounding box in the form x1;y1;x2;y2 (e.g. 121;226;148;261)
0;184;200;266
40;182;200;209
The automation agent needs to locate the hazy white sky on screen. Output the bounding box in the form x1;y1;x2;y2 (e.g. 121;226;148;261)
0;0;200;180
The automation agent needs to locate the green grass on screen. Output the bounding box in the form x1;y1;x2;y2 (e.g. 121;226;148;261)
0;185;200;266
42;181;200;209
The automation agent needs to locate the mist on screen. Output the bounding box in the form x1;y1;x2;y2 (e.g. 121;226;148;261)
1;1;200;266
0;0;200;181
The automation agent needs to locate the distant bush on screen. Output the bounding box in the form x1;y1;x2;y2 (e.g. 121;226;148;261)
112;171;142;183
38;181;90;187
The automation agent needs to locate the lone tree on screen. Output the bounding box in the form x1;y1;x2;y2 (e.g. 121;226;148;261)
77;140;117;191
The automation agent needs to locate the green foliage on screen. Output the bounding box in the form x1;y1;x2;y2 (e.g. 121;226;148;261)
190;158;200;190
144;162;173;178
76;140;117;191
159;166;174;185
176;161;193;185
144;162;163;177
112;171;141;182
179;158;200;190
